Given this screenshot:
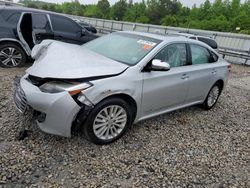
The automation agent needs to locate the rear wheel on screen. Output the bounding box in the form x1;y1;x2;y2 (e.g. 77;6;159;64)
202;83;222;110
0;43;26;68
82;98;133;145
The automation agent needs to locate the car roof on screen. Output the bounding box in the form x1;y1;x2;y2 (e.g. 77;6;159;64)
120;30;189;42
177;32;214;40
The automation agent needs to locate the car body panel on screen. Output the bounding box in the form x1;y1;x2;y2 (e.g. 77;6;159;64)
20;75;81;137
14;31;230;137
27;40;128;79
141;66;189;117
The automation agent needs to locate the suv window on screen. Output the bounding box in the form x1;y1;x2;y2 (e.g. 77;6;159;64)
190;44;213;65
154;43;187;67
50;15;81;33
6;13;21;25
32;14;51;30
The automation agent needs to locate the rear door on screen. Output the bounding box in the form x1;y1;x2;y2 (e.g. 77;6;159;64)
184;44;218;103
32;13;53;44
49;14;83;44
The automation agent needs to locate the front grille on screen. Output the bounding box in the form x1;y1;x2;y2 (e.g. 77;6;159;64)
14;77;28;113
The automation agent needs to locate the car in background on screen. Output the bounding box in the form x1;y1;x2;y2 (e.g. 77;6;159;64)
14;31;230;144
0;6;98;68
176;33;218;50
74;19;97;34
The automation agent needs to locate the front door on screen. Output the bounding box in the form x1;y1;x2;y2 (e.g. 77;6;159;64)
141;43;190;117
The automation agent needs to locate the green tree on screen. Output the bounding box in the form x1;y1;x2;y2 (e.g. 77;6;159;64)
124;1;147;22
161;15;178;26
110;0;128;20
97;0;110;19
84;5;99;18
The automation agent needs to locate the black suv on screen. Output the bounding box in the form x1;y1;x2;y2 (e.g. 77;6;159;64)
0;6;98;68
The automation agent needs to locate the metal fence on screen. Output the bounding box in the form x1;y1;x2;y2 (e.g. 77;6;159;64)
69;15;250;65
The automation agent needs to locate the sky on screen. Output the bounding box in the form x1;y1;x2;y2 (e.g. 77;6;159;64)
14;0;216;8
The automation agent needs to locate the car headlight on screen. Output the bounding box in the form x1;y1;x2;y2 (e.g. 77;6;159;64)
40;81;92;95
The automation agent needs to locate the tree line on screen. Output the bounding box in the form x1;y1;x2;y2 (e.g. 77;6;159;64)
19;0;250;34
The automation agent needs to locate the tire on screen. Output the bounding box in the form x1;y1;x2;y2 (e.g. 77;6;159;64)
0;43;26;68
202;83;222;110
82;97;133;145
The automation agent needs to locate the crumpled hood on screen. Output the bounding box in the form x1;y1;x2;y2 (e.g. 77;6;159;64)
27;40;128;79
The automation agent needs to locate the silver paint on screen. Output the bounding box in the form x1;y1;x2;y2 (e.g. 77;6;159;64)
17;31;230;137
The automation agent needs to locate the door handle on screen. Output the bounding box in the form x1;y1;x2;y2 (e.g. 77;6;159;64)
181;74;189;80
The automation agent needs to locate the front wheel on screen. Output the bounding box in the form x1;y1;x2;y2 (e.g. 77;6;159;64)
202;83;221;110
82;98;133;145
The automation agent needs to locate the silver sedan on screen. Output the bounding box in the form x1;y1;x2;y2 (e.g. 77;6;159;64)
14;31;230;144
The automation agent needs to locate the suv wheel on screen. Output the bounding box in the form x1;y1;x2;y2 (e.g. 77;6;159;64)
202;83;221;110
0;43;26;68
82;98;133;145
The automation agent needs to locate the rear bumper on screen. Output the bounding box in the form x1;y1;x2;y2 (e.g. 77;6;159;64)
16;75;81;137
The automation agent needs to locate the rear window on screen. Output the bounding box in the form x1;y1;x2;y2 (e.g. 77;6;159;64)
198;37;218;49
32;14;51;30
6;13;21;24
0;10;21;25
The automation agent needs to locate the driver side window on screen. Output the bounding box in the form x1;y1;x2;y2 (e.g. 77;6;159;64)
154;43;187;68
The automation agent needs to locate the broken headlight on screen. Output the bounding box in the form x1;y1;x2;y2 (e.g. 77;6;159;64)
40;81;92;96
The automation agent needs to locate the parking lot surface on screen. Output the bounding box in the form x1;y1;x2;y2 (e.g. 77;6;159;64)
0;64;250;187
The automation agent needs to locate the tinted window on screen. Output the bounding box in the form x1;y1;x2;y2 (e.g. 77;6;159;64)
190;44;211;65
32;14;51;30
6;13;21;24
154;43;187;67
198;37;218;49
50;15;81;33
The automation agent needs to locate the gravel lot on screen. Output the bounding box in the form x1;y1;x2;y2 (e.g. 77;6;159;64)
0;64;249;187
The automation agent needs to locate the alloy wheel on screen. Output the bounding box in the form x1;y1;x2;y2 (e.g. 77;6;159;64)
93;105;127;141
0;47;22;67
207;85;220;107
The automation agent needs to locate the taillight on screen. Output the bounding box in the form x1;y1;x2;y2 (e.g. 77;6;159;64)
228;64;232;72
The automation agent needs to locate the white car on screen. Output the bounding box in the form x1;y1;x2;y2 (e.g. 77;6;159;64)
14;31;230;144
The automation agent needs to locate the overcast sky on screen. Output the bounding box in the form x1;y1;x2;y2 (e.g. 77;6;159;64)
14;0;216;8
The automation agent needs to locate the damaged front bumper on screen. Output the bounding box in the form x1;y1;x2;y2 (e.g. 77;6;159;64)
14;75;92;137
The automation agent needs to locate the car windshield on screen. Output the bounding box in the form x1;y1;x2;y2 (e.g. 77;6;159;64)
83;33;161;65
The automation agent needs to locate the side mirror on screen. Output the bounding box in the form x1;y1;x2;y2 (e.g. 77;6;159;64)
151;59;170;71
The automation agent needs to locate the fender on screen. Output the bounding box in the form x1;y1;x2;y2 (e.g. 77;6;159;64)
0;38;31;56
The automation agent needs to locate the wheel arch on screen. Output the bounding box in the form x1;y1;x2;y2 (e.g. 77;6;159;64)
99;93;138;122
215;79;224;92
0;38;31;56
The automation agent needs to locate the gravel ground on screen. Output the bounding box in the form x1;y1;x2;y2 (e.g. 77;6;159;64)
0;64;249;187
